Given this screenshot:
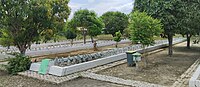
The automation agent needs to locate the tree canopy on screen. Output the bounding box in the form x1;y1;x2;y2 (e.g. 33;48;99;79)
134;0;179;56
129;11;163;47
176;0;200;48
64;29;77;46
0;0;70;54
129;11;163;67
101;11;128;36
69;9;104;43
113;31;122;48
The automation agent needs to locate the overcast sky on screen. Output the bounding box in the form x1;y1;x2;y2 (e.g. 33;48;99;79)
68;0;134;19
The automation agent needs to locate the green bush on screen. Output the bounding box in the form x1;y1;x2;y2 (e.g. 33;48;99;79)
6;55;31;75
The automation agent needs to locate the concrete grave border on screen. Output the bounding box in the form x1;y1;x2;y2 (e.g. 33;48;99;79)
30;38;186;76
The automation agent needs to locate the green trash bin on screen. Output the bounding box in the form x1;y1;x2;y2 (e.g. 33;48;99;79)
126;51;136;67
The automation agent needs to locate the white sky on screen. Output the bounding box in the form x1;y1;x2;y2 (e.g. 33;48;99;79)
68;0;134;19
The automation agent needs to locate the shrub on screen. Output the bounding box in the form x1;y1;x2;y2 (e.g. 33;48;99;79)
6;55;31;75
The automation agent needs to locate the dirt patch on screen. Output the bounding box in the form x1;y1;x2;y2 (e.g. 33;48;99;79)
32;42;132;62
97;42;200;86
0;70;58;87
60;77;130;87
0;70;128;87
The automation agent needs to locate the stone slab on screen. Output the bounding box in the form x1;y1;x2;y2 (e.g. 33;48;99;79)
30;63;41;72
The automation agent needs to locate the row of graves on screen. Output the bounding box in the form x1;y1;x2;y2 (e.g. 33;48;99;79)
29;38;185;76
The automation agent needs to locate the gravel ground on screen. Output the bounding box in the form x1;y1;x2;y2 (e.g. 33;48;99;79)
98;42;200;86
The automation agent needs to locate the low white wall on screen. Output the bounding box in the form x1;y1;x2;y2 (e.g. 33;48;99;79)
189;65;200;87
49;53;126;76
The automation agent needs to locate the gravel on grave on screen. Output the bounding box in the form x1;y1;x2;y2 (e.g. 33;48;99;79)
97;42;200;86
0;70;129;87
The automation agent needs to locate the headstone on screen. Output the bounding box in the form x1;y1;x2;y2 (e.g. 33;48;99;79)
38;59;51;74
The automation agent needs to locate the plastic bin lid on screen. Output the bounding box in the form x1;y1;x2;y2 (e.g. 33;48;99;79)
132;52;141;56
126;51;136;53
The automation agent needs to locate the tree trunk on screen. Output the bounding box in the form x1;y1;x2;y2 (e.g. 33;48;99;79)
19;46;26;55
7;45;10;49
186;33;191;49
142;45;147;68
93;41;97;51
91;36;94;43
83;30;86;44
28;42;31;49
136;45;147;71
17;43;27;55
168;34;173;57
71;39;73;46
115;42;118;48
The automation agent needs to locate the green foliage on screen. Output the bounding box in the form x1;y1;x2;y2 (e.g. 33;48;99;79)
113;31;122;42
101;11;128;36
71;9;104;35
134;0;179;56
129;11;163;46
69;9;104;43
134;0;177;35
175;0;200;48
113;31;122;48
0;0;70;54
64;29;77;40
176;1;200;35
123;28;131;39
87;24;102;37
0;29;13;47
6;55;31;75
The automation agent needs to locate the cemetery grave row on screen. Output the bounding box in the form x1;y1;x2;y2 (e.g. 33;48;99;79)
29;37;185;76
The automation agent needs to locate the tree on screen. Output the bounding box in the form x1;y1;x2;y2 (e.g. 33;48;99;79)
123;28;131;39
69;9;103;44
64;29;77;46
113;31;122;48
129;11;162;67
134;0;179;56
0;0;70;55
176;0;200;48
87;19;104;43
101;11;128;36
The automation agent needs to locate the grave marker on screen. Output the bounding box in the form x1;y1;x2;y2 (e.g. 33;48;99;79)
39;59;51;74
